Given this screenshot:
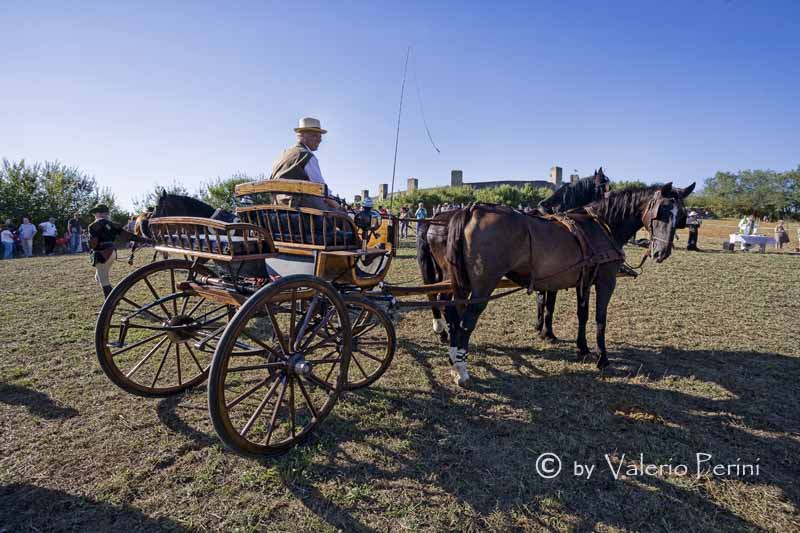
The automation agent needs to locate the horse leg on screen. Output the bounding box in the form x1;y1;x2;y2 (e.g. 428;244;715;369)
444;304;468;386
539;290;558;343
576;286;591;358
429;294;448;343
535;291;545;335
593;272;617;369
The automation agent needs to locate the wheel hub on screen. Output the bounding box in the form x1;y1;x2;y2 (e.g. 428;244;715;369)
164;315;200;343
287;353;312;376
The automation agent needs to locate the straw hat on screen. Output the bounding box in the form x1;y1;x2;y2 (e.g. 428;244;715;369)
294;117;327;134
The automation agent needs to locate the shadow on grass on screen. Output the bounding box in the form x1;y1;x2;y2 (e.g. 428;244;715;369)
0;382;79;419
0;483;186;532
156;389;376;532
147;339;800;530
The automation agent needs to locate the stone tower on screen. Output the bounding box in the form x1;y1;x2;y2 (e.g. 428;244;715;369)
549;166;563;186
451;170;463;187
407;177;418;193
378;184;388;200
361;189;369;201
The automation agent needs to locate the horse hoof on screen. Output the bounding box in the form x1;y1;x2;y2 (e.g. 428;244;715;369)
596;355;610;369
439;332;449;344
542;334;558;344
453;371;471;388
578;347;591;357
451;360;471;388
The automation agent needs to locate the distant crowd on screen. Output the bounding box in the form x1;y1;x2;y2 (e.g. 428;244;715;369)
1;214;89;259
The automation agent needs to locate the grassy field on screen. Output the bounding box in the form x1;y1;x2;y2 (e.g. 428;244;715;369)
1;220;799;532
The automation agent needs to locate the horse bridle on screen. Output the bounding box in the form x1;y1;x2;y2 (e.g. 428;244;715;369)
641;191;681;251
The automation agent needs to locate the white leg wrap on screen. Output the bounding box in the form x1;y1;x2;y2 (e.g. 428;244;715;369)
448;347;470;387
433;318;447;334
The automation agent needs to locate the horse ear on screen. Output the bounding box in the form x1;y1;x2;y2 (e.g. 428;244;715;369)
598;166;604;175
660;182;673;195
160;188;167;198
680;182;696;198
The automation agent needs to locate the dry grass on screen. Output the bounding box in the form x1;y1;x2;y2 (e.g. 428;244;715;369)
1;225;799;532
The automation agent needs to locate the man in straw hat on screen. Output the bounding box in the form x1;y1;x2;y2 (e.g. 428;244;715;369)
270;117;342;210
87;204;146;298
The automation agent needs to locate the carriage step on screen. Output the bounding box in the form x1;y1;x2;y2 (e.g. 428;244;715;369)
177;281;247;307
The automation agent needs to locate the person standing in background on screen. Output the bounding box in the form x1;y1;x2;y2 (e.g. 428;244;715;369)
67;213;83;254
1;225;14;259
774;219;789;250
399;206;409;238
39;217;58;255
686;211;702;251
17;217;37;257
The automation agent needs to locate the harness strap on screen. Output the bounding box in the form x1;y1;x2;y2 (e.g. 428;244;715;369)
392;287;526;309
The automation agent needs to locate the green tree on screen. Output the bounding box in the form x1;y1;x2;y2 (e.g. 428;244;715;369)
199;173;261;211
131;180;193;213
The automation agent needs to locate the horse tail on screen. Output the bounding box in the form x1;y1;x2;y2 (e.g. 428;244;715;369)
445;206;472;298
416;221;437;284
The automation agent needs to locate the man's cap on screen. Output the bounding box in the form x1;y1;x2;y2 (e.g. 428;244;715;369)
90;204;110;214
294;117;327;134
362;197;374;208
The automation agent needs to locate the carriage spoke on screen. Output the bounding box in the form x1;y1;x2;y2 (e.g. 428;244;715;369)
350;353;369;379
227;363;285;373
178;293;190;316
355;349;384;363
150;341;173;388
240;377;281;437
299;307;336;350
294;293;320;350
318;365;338;388
265;304;289;355
120;296;166;322
184;343;206;374
352;321;379;338
175;344;182;386
185;297;207;317
264;377;289;445
170;269;178;315
226;374;275;410
289;379;297;437
143;277;172;318
110;331;167;357
289;290;297;347
240;330;284;360
125;337;169;378
296;378;319;419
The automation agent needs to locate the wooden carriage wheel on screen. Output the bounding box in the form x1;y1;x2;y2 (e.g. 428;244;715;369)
207;275;352;457
341;295;396;390
95;259;234;397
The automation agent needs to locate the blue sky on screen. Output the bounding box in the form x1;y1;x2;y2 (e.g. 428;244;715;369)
2;0;798;209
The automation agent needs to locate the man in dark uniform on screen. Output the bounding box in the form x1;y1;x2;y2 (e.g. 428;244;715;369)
88;204;144;298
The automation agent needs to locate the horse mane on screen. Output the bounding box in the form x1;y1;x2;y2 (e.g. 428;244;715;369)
588;184;662;243
538;175;604;213
154;193;217;218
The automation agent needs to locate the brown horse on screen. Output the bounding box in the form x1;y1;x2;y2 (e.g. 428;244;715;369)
417;168;611;344
439;182;694;387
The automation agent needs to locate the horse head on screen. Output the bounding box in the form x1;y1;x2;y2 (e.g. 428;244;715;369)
645;182;695;263
594;167;610;196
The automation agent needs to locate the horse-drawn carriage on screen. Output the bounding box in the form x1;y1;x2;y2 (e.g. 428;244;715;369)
96;175;693;457
96;179;405;456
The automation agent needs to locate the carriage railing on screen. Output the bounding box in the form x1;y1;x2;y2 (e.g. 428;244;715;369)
236;205;360;250
148;217;276;262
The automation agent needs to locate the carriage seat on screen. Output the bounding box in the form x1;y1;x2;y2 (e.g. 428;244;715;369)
264;211;355;246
